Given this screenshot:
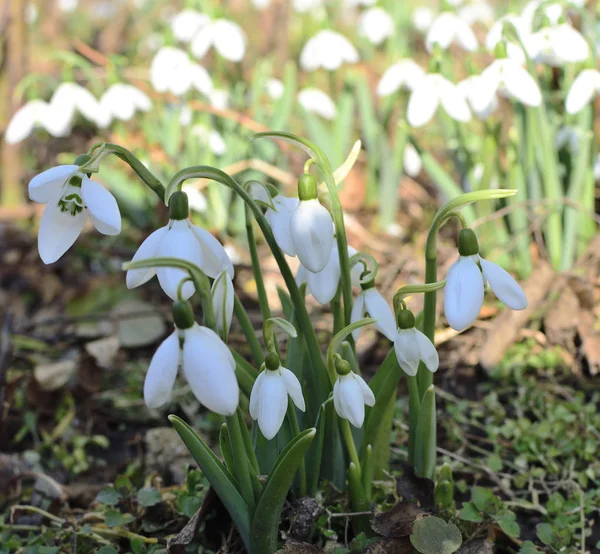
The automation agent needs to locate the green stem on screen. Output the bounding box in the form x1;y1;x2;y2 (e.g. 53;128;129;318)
233;295;264;367
245;205;272;321
340;419;361;474
407;375;421;465
226;414;256;511
287;400;307;497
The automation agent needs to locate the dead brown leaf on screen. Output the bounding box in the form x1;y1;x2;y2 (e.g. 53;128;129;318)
371;501;426;538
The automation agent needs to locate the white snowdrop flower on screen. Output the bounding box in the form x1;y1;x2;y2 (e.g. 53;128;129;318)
565;69;600;114
426;11;478;53
458;0;495;26
293;0;323;13
250;353;305;440
485;15;528;64
412;6;435;34
191;18;247;62
171;9;210;42
182;183;207;213
5;100;49;144
26;3;38;24
521;0;568;32
144;305;239;415
393;309;439;377
58;0;78;12
444;229;527;331
298;88;337;120
97;84;152;127
266;78;284;100
126;191;233;300
28;163;121;264
345;0;376;6
212;271;234;338
179;105;193;127
190;125;227;156
150;47;196;96
377;59;426;97
457;75;496;120
252;0;271;8
333;361;375;428
209;88;230;110
265;195;299;256
190;64;214;97
525;24;590;66
403;143;422;177
407;73;471;127
300;30;359;72
350;284;396;341
297;244;362;305
44;82;103;133
358;7;394;46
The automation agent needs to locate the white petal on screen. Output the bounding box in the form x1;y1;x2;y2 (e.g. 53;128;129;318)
190;224;234;279
81;178;121;235
407;77;439;127
403;144;422;177
126;226;168;289
182;325;239;415
338;374;366;428
306;247;341;305
37;200;87;264
333;380;342;415
212;272;234;336
280;367;305;412
393;328;421;376
364;289;396;341
377;61;425;96
480;258;528;310
191;25;214;59
502;63;542;107
415;329;439;372
443;256;484;331
354;373;375;407
212;20;246;62
298;88;337;120
29;165;78;204
289;199;334;273
350;292;367;341
257;371;288;439
144;331;180;408
189;64;214;96
249;370;266;420
265;196;298;256
454;17;478;52
426;12;457;51
437;76;471;122
566;70;600;114
5;101;46;144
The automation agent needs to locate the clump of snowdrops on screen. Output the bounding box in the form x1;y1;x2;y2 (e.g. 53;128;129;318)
27;129;527;553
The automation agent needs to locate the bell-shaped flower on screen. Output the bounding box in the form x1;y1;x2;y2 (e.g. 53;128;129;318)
407;73;471;127
144;310;239;415
426;11;478;53
298;88;337;120
350;285;396;341
393;309;439;376
191;18;247;62
300;30;359;72
97;84;152;127
266;78;284;100
150;47;213;96
458;1;494;26
412;6;435;33
565;69;600;114
265;195;299;256
209;88;230;110
249;353;305;440
458;75;497;120
191;125;227;156
45;82;103;132
333;363;375;428
171;9;210;42
297;244;362;304
485;14;528;64
28;164;121;264
444;229;527;331
59;0;79;12
358;8;394;45
5;100;49;144
525;24;589;66
377;59;425;97
182;183;207;213
404;143;423;177
293;0;323;12
212;271;234;339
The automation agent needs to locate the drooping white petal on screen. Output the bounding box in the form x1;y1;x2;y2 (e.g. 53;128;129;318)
354;373;375;407
5;100;48;144
305;245;342;304
333;380;342;415
394;328;421;376
480;258;528;310
426;12;458;51
407;76;440;127
337;373;366;428
189;224;234;279
299;30;358;72
403;144;422;177
81;178;121;235
212;20;246;62
37;200;87;264
182;325;239;416
265;195;299;256
443;256;485;331
437;76;471;122
171;9;209;42
126;226;169;289
143;331;180;408
298;88;337;120
289;199;334;273
212;271;234;337
566;69;600;114
415;329;439;372
280;367;305;412
500;62;542;107
256;371;288;439
453;16;479;52
350;292;367;341
189;64;214;97
377;60;425;97
249;370;266;419
364;289;396;341
28;165;78;204
358;7;394;45
191;25;214;59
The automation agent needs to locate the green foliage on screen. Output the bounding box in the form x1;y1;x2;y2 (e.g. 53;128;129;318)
410;517;462;554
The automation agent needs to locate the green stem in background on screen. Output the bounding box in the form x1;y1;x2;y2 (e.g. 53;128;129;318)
340;419;361;473
407;374;421;465
362;444;373;501
287;399;307;497
233;295;264;367
413;386;436;480
245;204;272;321
331;290;344;334
226;413;256;511
379;120;408;229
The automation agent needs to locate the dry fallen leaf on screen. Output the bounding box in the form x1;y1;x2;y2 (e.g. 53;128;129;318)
85;335;120;369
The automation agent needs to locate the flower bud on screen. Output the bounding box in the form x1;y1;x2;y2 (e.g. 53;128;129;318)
169;191;190;220
335;357;352;376
297;173;317;201
265;351;280;370
172;299;195;329
457;228;479;256
396;309;415;330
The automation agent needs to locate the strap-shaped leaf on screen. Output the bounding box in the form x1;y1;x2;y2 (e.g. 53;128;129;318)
250;428;316;553
168;415;252;549
413;386;437;480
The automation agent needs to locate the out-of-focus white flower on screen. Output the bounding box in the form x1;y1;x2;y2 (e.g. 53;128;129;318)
58;0;78;12
293;0;323;13
252;0;271;8
350;286;396;341
521;0;569;32
191;18;247;62
458;0;495;26
458;75;498;119
190;125;227;156
190;64;214;97
300;30;359;71
179;105;193;126
29;165;121;264
345;0;376;6
333;369;375;428
412;6;435;33
171;9;210;42
485;14;528;64
212;271;234;338
26;3;38;24
565;69;600;114
209;88;230;110
525;24;590;66
403;143;422;177
265;195;299;256
97;84;152;127
182;183;208;213
298;88;337;120
358;7;394;45
407;73;471;127
393;311;439;377
5;100;49;144
266;78;284;100
150;47;213;96
44;82;103;133
426;12;478;52
377;59;425;96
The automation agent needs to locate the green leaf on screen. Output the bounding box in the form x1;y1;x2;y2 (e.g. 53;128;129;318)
96;548;119;554
136;487;162;508
414;386;436;479
471;487;494;511
410;516;462;554
250;428;316;553
536;523;554;545
176;493;203;517
459;502;483;523
95;487;122;506
104;510;134;528
519;541;540;553
169;415;252;551
497;511;520;538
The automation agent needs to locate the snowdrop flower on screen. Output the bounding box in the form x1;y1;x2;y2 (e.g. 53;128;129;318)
5;100;49;144
393;309;439;376
426;11;478;53
212;271;234;338
150;47;213;97
191;126;227;156
28;160;121;264
265;194;299;256
300;30;359;72
457;75;497;119
403;143;422;177
189;64;214;97
298;88;337;120
407;72;471;127
182;183;207;213
293;0;323;13
485;15;528;64
209;88;230;110
191;18;247;62
266;78;284;100
252;0;271;8
126;191;233;300
333;359;375;428
250;353;305;440
565;69;600;114
171;9;210;42
525;24;590;66
345;0;376;6
458;1;495;26
412;6;435;33
58;0;78;12
144;300;239;415
521;0;568;32
297;244;362;304
351;283;396;341
289;173;334;272
377;59;425;97
45;82;103;133
97;84;152;127
358;8;394;45
444;228;527;331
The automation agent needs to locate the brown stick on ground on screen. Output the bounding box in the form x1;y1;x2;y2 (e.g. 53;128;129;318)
479;261;555;372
